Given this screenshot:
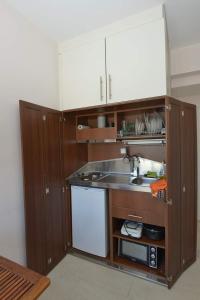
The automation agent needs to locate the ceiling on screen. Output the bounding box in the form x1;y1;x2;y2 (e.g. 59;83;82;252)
4;0;200;48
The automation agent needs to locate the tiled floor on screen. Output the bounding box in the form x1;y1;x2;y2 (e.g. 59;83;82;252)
41;222;200;300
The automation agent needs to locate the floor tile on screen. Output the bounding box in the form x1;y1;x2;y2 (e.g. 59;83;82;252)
40;221;200;300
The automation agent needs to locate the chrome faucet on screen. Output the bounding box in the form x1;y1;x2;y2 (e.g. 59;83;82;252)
123;153;141;176
130;155;140;177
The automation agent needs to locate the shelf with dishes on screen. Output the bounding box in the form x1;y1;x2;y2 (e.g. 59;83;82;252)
116;106;165;141
75;104;166;142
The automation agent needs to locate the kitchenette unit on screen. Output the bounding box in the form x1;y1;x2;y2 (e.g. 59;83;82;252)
19;4;197;289
20;96;197;288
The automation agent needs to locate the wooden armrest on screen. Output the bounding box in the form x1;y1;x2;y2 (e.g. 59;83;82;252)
0;256;50;300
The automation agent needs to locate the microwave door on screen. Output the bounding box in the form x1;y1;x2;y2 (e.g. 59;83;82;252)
119;240;148;265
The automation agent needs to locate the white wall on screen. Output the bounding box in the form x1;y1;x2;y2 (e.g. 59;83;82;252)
0;1;58;265
170;42;200;220
171;43;200;76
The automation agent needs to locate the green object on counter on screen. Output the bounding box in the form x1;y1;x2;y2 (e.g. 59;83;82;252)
146;171;158;178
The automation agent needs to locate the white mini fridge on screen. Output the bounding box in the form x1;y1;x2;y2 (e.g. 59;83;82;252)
71;185;108;257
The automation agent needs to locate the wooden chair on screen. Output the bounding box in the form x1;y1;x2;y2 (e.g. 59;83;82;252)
0;256;50;299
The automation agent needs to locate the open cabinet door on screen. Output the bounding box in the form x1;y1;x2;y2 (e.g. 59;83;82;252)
180;103;197;270
20;101;66;274
43;109;66;273
165;97;182;287
20;101;46;274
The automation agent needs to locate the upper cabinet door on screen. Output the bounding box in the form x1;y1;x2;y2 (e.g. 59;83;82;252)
60;39;106;110
106;19;167;104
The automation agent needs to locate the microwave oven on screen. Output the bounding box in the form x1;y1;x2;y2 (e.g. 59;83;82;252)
118;239;161;269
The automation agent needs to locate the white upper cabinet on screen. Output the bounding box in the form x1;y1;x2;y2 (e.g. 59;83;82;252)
106;19;167;104
59;6;169;110
60;39;106;110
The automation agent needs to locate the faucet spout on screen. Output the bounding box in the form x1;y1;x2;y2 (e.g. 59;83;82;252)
129;155;140;176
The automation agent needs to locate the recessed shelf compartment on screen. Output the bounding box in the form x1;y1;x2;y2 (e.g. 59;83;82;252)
75;104;166;142
113;230;165;249
117;106;165;139
113;254;166;278
76;112;117;141
110;214;166;280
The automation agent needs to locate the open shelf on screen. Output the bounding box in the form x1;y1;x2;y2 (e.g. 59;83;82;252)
75;104;166;142
113;230;165;249
116;106;165;140
113;255;166;278
116;134;166;140
76;112;117;141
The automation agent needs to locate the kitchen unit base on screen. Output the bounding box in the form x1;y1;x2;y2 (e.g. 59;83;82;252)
20;96;197;289
70;249;168;287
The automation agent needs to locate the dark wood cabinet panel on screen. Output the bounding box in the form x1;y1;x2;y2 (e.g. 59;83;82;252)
111;189;166;226
180;103;197;269
20;101;66;275
165;98;182;285
165;98;197;287
63;112;88;177
44;111;65;273
20;102;46;274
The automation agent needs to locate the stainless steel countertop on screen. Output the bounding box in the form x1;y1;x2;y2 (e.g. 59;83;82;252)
67;173;155;193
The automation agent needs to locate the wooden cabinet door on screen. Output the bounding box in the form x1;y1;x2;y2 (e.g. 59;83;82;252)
180;104;197;269
20;101;65;275
165;98;181;286
106;19;167;104
44;111;65;272
60;39;106;110
20;101;46;274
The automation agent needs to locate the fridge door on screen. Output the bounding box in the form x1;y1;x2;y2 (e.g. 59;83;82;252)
71;186;108;257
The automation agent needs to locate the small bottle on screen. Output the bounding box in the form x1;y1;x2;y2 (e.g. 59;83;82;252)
159;161;166;177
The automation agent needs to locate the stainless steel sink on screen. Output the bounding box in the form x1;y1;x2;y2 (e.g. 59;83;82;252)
130;176;158;186
98;174;158;187
68;172;158;193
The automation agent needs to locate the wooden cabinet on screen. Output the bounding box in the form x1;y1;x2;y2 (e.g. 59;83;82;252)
60;39;106;110
19;96;197;288
59;18;168;110
109;189;166;281
111;190;165;227
20;101;66;275
105;97;196;288
106;19;167;104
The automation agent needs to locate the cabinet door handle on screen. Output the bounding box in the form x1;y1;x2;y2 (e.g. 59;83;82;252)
108;74;112;99
45;187;50;195
100;76;103;102
128;214;143;219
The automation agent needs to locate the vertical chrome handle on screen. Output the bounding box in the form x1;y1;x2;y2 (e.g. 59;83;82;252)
100;76;103;102
45;187;50;195
108;74;112;99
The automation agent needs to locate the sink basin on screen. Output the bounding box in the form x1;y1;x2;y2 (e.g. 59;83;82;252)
130;176;158;186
